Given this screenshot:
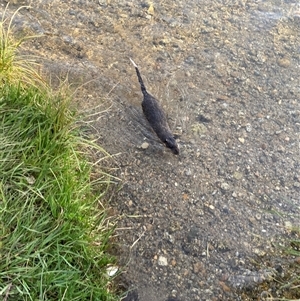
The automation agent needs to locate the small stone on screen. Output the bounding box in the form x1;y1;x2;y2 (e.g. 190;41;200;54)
233;172;243;180
221;182;230;190
284;221;293;231
245;124;252;132
257;113;264;118
238;137;245;144
165;232;175;244
293;182;300;188
158;255;168;266
253;248;266;256
141;142;149;149
185;169;192;176
249;217;256;224
185;56;195;64
171;259;177;266
147;3;154;15
193;262;202;274
146;223;153;231
183;269;189;276
277;58;290;68
182;193;189;201
119;13;128;19
216;95;229;101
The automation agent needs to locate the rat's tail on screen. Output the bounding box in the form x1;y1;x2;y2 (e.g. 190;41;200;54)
130;58;147;96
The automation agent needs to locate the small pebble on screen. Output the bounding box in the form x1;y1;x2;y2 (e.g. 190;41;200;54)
185;169;192;176
233;172;243;180
193;262;203;274
284;221;293;231
246;124;252;132
294;182;300;188
147;3;154;15
141;142;149;149
255;213;261;220
158;255;168;266
277;58;290;68
221;182;230;190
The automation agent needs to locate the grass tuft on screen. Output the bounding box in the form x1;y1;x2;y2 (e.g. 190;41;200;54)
0;6;118;301
281;228;300;300
0;5;47;89
0;83;118;301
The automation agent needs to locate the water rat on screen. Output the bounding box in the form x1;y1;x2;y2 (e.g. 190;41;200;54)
129;58;179;155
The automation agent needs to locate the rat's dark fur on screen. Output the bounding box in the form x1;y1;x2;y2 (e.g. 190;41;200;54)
130;58;179;155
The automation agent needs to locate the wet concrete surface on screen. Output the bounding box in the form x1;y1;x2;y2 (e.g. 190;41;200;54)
2;0;300;300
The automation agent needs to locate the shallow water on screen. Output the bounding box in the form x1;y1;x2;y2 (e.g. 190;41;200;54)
2;0;300;300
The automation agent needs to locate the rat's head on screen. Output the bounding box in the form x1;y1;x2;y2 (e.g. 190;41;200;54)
165;136;179;155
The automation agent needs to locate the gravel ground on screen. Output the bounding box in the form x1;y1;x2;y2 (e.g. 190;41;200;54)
2;0;300;300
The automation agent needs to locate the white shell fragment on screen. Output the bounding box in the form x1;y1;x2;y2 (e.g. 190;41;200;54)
106;266;119;277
